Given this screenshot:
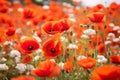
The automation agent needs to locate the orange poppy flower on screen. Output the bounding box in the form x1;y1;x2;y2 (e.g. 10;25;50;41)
110;55;120;64
0;0;11;6
91;65;120;80
18;37;40;54
109;2;118;11
22;54;33;64
0;14;14;27
42;34;63;59
87;12;105;23
0;35;6;44
11;75;35;80
31;60;60;78
78;57;96;69
64;59;74;72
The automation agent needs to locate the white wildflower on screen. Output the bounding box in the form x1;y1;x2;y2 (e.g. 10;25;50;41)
0;64;9;70
20;36;27;40
26;21;31;26
83;29;96;35
15;63;26;73
59;62;64;70
34;55;40;61
81;34;89;39
105;41;111;45
113;26;120;31
113;38;120;42
33;36;42;42
26;64;35;70
97;55;107;63
50;59;55;62
60;36;68;42
35;0;43;2
67;43;78;49
17;8;24;12
16;28;22;34
109;23;115;27
9;50;21;58
35;49;42;54
15;57;21;63
76;55;86;60
68;18;76;22
0;58;7;62
43;5;49;9
108;33;115;38
4;41;13;45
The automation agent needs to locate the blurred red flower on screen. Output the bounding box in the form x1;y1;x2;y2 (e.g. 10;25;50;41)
11;75;35;80
87;12;105;23
78;57;96;69
91;65;120;80
110;55;120;64
31;60;60;78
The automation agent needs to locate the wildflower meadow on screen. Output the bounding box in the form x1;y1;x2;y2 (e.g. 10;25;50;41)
0;0;120;80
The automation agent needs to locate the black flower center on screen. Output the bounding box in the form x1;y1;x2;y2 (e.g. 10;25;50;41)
28;46;33;50
49;29;54;32
50;48;56;53
27;14;31;18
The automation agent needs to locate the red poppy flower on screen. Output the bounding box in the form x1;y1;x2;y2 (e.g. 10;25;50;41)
5;27;16;36
110;55;120;64
11;75;35;80
91;65;120;80
22;8;36;20
78;57;96;69
42;34;63;59
31;60;60;78
87;12;105;23
98;43;105;55
18;37;40;54
59;19;71;31
22;54;33;64
0;6;9;13
42;21;61;34
0;35;6;44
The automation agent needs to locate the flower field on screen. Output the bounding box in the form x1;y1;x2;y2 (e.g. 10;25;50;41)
0;0;120;80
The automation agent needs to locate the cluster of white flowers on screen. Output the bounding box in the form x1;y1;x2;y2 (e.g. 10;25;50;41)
83;29;96;35
15;63;34;73
109;23;115;27
17;8;24;12
97;55;107;63
67;43;78;49
76;55;86;60
59;62;64;70
60;36;68;42
81;34;89;39
0;64;9;71
9;50;21;58
0;57;7;62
